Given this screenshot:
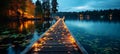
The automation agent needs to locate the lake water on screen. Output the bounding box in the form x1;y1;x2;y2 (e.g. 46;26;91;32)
0;20;54;54
0;19;120;54
65;20;120;54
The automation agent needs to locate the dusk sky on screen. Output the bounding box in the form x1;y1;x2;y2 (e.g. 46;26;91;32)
32;0;120;12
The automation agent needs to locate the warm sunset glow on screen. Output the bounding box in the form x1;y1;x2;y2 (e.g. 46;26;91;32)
39;39;44;43
17;9;23;15
19;24;23;32
19;21;34;32
1;0;119;54
32;43;38;48
69;36;75;43
24;12;35;18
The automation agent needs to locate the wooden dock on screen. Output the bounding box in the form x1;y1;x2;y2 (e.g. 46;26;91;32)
21;18;88;54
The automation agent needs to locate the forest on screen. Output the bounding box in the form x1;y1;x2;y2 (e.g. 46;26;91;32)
56;9;120;22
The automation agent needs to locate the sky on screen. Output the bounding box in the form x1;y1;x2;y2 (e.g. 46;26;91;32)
32;0;120;12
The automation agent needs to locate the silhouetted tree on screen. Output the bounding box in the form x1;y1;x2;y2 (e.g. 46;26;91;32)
35;0;43;18
42;0;50;18
51;0;58;13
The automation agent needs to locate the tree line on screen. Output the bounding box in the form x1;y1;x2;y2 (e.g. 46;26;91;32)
56;9;120;22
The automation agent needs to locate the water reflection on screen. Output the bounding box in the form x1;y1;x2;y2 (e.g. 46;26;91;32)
19;21;34;33
1;20;36;34
0;20;53;34
8;45;15;54
65;20;120;54
66;20;120;36
33;31;39;40
30;31;39;44
0;20;54;53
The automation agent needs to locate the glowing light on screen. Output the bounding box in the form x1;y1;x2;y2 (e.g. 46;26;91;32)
110;17;112;20
19;24;23;32
32;43;39;52
39;44;42;46
28;18;81;53
19;21;34;32
32;43;38;47
42;37;47;40
38;38;46;43
45;33;50;36
50;28;54;30
69;36;75;43
109;14;112;20
80;14;83;20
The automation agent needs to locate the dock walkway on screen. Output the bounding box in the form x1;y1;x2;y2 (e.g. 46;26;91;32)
21;18;88;54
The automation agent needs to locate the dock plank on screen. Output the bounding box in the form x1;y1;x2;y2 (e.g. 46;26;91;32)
21;18;87;54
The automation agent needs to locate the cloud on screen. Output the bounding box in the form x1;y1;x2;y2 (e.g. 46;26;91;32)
72;5;94;11
66;0;120;12
68;2;95;11
75;6;89;10
32;0;120;12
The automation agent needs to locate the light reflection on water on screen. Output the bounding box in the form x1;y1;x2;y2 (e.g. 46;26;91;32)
0;20;53;34
0;20;54;54
65;20;120;54
19;21;34;33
